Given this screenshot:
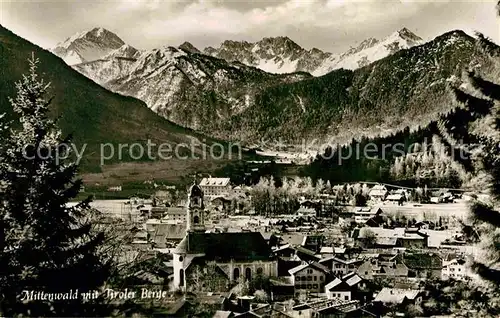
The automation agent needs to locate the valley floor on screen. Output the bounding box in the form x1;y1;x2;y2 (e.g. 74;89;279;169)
81;159;232;186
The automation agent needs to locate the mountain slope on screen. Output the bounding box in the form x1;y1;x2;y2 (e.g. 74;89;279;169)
313;28;424;75
0;25;238;175
52;27;125;65
73;43;310;131
203;28;424;75
51;28;491;157
57;27;425;140
220;31;488;145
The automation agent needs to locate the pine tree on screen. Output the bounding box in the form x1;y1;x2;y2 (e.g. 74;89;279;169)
325;180;332;194
0;55;114;316
435;34;500;314
315;178;325;195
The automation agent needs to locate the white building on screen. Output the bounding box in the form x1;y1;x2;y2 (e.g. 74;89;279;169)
373;288;422;306
199;177;231;200
325;272;366;301
319;256;364;277
289;262;330;295
368;185;388;201
442;258;469;281
164;207;187;222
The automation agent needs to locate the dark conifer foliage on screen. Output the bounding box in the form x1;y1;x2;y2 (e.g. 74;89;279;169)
435;33;500;307
0;55;114;316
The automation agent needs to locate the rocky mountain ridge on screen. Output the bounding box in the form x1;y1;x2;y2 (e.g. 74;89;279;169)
203;27;425;75
220;30;484;145
73;41;310;131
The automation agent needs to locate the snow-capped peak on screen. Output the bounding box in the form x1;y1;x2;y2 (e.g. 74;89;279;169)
382;27;424;48
204;27;424;76
311;27;424;75
203;36;321;74
56;27;122;50
344;38;379;56
95;27;105;37
397;27;423;42
52;27;126;65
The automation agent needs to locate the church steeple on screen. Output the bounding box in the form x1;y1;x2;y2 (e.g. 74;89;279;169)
186;182;205;232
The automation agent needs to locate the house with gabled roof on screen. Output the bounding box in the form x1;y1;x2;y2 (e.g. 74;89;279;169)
273;244;296;258
302;234;324;253
351;207;383;224
373;287;423;306
286;299;366;318
386;193;406;205
357;254;409;280
403;253;442;279
372;287;424;317
365;214;389;227
163;206;188;221
288;261;332;295
368;185;388;201
319;256;364;277
325;272;373;304
319;246;334;257
442;255;470;281
294;246;321;262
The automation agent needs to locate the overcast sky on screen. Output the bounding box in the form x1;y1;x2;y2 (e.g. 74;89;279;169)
1;0;499;53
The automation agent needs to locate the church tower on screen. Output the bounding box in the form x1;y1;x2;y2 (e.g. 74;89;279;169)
186;183;205;232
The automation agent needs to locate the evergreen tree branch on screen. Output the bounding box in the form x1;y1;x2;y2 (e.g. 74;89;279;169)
452;87;494;117
468;71;500;100
0;54;117;316
471;261;500;284
475;32;500;57
470;201;500;227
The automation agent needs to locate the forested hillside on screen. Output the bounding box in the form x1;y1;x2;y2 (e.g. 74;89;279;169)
221;31;484;144
301;121;465;189
0;25;241;174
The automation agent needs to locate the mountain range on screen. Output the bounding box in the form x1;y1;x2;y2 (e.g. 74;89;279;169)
225;30;483;145
2;24;492;169
54;27;489;149
0;25;245;184
70;34;310;131
204;28;424;75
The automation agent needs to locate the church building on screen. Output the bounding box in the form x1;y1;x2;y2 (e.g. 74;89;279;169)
172;183;278;291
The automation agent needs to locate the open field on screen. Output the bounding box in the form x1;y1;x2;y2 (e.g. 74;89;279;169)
80;159;233;186
70;199;130;216
376;200;470;221
89;200;129;215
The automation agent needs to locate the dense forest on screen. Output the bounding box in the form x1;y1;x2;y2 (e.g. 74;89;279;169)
221;30;480;144
302;121;466;189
